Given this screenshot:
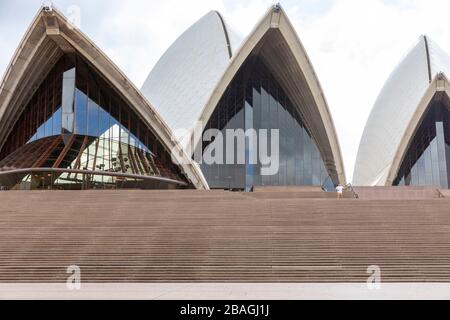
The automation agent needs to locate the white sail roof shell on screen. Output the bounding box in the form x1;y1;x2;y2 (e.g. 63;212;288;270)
353;36;450;186
141;11;241;141
141;6;346;185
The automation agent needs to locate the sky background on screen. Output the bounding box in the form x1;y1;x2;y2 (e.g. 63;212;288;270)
1;0;450;182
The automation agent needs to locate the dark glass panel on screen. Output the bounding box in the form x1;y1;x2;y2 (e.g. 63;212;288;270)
0;54;188;189
98;105;110;139
394;102;450;188
87;97;100;137
200;56;332;189
0;58;69;157
75;89;88;134
303;129;312;185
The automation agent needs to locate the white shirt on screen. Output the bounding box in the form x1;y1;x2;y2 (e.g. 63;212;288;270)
335;186;344;193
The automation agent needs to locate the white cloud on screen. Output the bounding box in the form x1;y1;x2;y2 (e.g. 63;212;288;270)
2;0;450;182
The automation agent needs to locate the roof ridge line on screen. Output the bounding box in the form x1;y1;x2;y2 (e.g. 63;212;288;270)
423;35;432;83
214;11;233;59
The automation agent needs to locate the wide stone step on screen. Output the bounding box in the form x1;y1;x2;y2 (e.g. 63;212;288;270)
0;189;449;282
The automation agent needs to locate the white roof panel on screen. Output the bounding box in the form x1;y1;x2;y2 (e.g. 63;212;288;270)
141;11;240;142
353;36;450;186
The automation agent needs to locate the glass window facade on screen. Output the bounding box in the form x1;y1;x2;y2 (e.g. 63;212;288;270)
394;102;450;189
200;56;333;190
0;54;187;190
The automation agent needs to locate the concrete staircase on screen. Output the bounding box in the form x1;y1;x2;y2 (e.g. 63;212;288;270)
0;188;449;283
353;186;443;200
251;186;354;199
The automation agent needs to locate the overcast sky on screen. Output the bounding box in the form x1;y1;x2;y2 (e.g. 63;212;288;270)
1;0;450;181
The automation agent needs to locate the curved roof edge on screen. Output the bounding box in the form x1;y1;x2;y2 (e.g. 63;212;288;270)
214;11;233;58
0;6;208;190
385;73;450;186
214;11;242;56
194;5;346;185
353;35;450;186
140;10;237;141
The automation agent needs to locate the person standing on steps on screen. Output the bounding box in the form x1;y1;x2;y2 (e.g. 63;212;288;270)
335;184;344;199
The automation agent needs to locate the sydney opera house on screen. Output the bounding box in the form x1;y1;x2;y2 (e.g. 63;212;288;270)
3;3;449;194
3;4;450;293
0;4;346;192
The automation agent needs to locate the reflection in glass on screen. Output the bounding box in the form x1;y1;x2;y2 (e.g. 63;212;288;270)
62;68;76;134
0;54;186;190
200;56;332;190
394;102;450;188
